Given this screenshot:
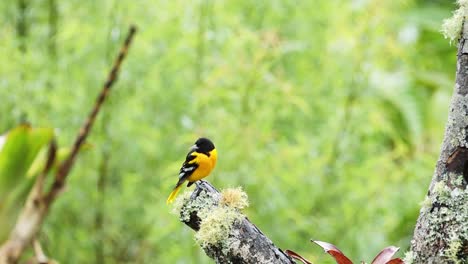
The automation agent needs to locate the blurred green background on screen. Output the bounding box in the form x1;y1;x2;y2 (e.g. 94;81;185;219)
0;0;458;263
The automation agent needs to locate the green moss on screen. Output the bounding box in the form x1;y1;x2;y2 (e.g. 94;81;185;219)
442;0;468;43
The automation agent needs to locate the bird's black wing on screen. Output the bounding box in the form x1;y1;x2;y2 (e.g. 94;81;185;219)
178;150;198;181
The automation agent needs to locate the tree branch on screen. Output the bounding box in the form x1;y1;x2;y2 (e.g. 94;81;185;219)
0;25;137;264
45;25;137;203
36;140;57;197
177;181;293;264
409;21;468;263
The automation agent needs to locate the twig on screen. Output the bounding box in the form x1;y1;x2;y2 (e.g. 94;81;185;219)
36;140;57;197
45;25;137;203
0;25;137;264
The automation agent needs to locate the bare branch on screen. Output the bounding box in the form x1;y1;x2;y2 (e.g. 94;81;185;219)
46;25;137;202
36;140;57;197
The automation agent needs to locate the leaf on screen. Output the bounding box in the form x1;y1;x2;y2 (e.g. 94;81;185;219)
0;126;54;198
0;126;54;241
285;249;313;264
371;246;400;264
385;259;404;264
26;143;92;178
312;240;353;264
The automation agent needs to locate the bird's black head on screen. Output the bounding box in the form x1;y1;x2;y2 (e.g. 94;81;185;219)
193;137;215;154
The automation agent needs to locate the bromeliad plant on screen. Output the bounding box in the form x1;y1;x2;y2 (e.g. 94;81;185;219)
286;240;403;264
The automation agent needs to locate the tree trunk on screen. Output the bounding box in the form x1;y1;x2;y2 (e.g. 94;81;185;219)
178;181;293;264
409;22;468;263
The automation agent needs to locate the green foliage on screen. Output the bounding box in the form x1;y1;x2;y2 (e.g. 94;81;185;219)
0;125;53;241
0;0;458;263
0;126;53;189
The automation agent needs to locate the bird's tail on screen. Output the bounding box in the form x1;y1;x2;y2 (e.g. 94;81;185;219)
166;184;183;204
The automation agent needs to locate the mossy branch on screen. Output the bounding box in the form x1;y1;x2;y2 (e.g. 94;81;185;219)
408;15;468;264
174;181;294;264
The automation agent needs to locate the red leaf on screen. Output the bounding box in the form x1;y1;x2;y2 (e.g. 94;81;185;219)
386;258;404;264
371;246;400;264
285;249;313;264
311;240;353;264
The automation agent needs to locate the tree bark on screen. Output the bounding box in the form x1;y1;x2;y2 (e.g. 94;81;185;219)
409;22;468;263
179;181;293;264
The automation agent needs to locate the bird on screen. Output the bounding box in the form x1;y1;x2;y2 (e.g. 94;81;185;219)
166;137;217;204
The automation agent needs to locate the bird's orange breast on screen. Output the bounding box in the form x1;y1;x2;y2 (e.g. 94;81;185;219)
187;149;217;182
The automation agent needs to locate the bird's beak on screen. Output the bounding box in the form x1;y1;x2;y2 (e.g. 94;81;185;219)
189;144;198;151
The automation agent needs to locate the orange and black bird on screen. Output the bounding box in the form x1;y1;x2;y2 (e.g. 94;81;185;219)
166;138;217;204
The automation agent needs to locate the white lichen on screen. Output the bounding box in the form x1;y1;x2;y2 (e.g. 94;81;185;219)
224;229;277;263
175;186;250;253
195;206;243;248
446;232;463;264
442;0;468;43
416;180;468;262
433;181;451;201
454;175;465;186
420;196;432;213
174;189;219;222
220;187;249;209
403;250;415;264
171;190;192;217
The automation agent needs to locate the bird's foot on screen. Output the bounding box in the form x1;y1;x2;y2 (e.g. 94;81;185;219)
195;180;207;188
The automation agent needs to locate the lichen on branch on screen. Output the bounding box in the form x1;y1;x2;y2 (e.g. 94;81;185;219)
412;181;468;263
410;6;468;262
442;0;468;42
173;185;249;249
171;181;293;264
